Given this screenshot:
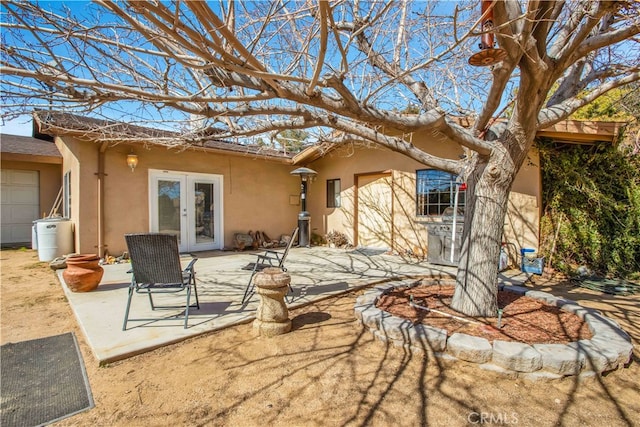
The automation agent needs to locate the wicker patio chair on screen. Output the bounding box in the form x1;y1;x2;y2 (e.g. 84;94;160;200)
242;227;298;304
123;233;199;330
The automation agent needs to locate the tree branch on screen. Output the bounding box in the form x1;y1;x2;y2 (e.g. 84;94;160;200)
328;117;466;174
568;22;640;65
306;1;330;96
548;0;592;58
538;71;640;128
531;1;556;58
551;1;614;65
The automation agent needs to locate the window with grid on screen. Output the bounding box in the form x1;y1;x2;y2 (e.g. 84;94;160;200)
326;179;341;208
416;169;465;217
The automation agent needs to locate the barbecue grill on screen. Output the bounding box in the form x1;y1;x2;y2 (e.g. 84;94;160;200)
426;207;464;266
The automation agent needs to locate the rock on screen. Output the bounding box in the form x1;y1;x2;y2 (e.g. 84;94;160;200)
533;343;585;375
447;333;493;363
233;233;253;251
576;265;592;277
502;285;529;295
379;316;413;341
566;340;617;372
374;282;400;293
49;256;67;270
569;338;631;372
492;340;542;372
356;291;379;306
478;363;519;379
520;371;564;381
406;324;447;352
360;305;385;330
524;290;561;305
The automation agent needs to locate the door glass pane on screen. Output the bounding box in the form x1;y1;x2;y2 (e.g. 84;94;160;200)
194;182;214;244
157;179;181;243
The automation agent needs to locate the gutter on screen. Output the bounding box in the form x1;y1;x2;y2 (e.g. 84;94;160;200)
292;145;324;165
96;142;108;258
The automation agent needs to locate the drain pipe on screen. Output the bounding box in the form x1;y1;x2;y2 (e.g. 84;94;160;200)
96;142;108;258
409;295;482;325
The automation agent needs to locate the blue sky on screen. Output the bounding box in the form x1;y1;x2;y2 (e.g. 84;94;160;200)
1;115;32;136
1;1;90;136
0;1;478;137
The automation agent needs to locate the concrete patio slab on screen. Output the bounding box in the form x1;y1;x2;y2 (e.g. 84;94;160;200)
58;246;456;365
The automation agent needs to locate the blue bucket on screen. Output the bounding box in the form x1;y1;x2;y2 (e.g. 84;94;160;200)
520;248;535;257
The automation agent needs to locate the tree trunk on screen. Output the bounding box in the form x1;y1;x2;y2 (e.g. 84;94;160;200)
451;153;514;317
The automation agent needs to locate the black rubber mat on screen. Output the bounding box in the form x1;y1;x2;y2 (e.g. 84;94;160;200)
1;332;94;426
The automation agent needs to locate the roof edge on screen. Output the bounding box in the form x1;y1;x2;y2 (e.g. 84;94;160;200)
32;111;294;162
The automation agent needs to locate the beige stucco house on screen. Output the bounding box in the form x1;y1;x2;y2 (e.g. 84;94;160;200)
17;111;622;262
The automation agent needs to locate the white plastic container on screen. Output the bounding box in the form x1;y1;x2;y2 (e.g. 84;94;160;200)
31;223;38;250
35;218;74;262
499;245;509;271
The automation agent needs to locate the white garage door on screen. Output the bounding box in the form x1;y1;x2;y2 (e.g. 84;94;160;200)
1;169;40;245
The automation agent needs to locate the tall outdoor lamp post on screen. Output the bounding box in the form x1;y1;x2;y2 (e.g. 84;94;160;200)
290;167;317;247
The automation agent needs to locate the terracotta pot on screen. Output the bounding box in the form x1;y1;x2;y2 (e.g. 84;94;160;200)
63;254;104;292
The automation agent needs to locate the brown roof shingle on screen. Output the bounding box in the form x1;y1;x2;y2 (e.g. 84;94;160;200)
0;133;61;157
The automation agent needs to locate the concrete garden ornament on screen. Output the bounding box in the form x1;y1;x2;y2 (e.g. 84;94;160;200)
253;268;292;337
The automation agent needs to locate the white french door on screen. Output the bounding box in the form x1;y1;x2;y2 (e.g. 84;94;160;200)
149;170;223;252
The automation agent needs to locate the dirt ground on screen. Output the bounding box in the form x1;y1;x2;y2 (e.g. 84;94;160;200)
1;248;639;427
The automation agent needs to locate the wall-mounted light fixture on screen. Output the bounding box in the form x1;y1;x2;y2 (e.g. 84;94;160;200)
126;151;138;172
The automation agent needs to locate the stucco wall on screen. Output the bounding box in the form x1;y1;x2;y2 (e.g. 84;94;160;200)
307;133;540;256
59;128;540;257
61;137;302;255
54;136;84;254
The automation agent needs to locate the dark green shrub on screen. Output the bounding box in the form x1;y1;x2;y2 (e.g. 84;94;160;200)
539;140;640;278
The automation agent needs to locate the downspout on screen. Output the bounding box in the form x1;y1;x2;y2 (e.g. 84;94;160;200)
97;142;108;258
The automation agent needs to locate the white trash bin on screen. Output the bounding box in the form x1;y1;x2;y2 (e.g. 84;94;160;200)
35;218;74;262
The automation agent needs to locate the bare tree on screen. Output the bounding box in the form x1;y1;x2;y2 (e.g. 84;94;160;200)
2;0;638;316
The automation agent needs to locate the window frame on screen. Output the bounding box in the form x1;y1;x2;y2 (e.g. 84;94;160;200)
415;169;465;218
326;178;341;208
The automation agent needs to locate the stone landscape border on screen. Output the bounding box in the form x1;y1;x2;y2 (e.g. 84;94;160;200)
354;279;633;380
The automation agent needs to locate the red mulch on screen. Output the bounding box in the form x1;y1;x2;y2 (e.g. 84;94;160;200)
375;281;593;344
